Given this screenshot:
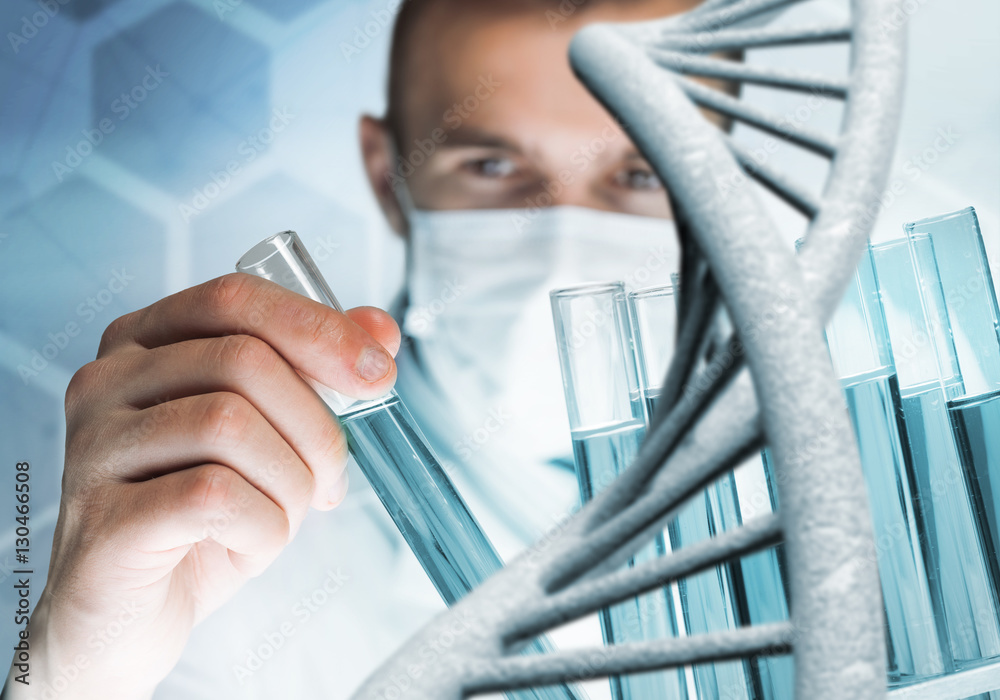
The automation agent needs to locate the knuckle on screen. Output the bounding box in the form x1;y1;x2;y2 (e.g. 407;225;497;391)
263;512;291;552
66;361;99;403
219;334;278;383
320;421;350;472
259;449;314;507
131;398;180;444
65;360;109;416
98;311;138;356
203;274;254;320
290;464;316;508
185;464;236;514
300;306;347;351
276;516;291;545
197;393;252;448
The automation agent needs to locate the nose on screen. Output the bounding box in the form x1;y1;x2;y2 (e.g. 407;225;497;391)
526;124;632;213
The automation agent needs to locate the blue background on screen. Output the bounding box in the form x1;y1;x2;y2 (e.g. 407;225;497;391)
0;0;997;685
0;0;408;677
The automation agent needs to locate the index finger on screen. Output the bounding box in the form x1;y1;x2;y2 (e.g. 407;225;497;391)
98;273;397;400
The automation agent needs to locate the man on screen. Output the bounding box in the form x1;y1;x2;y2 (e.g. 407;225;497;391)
6;0;698;697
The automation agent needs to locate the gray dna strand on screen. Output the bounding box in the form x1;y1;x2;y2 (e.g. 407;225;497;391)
352;0;908;697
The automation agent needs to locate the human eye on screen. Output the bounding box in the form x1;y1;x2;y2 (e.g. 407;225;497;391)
614;165;664;192
462;156;519;179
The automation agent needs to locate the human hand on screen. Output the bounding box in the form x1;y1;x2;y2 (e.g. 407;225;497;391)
6;274;399;699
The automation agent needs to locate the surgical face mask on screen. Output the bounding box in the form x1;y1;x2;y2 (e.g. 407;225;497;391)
401;205;679;469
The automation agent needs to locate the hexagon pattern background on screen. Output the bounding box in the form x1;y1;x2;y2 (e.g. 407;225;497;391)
0;0;998;696
0;0;407;686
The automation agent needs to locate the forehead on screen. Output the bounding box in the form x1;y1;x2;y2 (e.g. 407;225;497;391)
396;2;693;148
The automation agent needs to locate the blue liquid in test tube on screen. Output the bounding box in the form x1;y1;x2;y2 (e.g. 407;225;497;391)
873;236;1000;674
237;231;585;700
627;284;792;700
552;282;688;700
903;208;1000;670
825;244;945;684
733;453;792;700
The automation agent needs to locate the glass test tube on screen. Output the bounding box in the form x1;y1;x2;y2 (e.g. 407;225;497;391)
627;285;792;700
236;231;584;700
905;208;1000;587
872;234;1000;673
550;282;688;700
904;207;1000;669
825;244;945;684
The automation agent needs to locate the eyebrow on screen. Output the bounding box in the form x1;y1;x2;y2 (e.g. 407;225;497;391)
623;150;652;163
432;127;655;168
436;125;524;153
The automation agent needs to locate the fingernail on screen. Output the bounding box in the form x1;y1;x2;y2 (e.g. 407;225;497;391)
357;346;391;382
328;472;349;507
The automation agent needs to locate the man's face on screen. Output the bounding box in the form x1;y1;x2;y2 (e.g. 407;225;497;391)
361;1;700;232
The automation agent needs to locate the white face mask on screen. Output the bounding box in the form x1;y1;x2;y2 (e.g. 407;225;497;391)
398;205;680;471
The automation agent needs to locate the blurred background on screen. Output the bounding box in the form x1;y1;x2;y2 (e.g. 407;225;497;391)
0;0;997;684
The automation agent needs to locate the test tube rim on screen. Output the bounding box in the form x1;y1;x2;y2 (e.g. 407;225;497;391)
550;280;625;299
236;230;298;272
870;237;911;254
903;205;976;234
627;284;677;302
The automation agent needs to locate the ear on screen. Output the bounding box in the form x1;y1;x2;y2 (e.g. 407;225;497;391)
360;115;408;237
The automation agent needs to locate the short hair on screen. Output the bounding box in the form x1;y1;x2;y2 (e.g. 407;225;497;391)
383;0;733;146
383;0;686;145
